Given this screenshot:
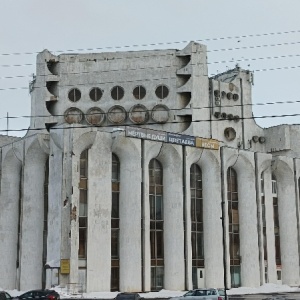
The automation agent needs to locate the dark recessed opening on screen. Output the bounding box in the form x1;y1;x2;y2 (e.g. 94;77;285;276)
111;86;124;100
155;85;169;99
133;86;146;100
68;88;81;102
89;88;103;101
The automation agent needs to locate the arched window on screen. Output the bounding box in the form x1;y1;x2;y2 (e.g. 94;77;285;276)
190;164;204;288
272;174;281;268
111;154;120;291
149;159;164;291
227;167;241;287
42;158;49;288
79;150;88;259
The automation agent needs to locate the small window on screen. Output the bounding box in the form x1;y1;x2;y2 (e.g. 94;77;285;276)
111;86;124;100
133;85;146;100
89;87;103;101
68;88;81;102
155;85;169;99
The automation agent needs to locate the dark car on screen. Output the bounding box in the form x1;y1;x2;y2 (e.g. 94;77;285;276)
0;292;12;300
115;293;142;300
14;290;59;300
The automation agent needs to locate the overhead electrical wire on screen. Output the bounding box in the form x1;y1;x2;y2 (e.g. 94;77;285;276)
2;52;300;80
0;99;299;121
0;112;299;134
1;29;300;56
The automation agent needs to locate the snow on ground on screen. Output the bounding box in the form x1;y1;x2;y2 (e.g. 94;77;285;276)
1;284;300;299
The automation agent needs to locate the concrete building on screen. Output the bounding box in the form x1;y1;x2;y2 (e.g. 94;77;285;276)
0;42;300;292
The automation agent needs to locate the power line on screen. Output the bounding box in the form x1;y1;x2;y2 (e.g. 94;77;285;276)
1;29;300;57
1;99;299;121
1;63;300;91
0;112;299;133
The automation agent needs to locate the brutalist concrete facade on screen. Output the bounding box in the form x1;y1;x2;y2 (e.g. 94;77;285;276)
0;42;300;292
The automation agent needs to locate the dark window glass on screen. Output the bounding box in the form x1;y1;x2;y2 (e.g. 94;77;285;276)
111;86;124;100
190;164;204;288
111;154;120;291
79;149;88;259
133;85;146;100
155;85;169;99
228;167;241;287
149;159;164;291
273;176;281;266
89;87;103;101
68;88;81;102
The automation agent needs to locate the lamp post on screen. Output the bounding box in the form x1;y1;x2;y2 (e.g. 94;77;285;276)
221;199;228;300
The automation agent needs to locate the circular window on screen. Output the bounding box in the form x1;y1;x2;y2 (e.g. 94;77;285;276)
233;94;239;101
111;86;124;100
224;127;236;141
64;107;83;124
89;88;103;101
133;85;146;100
227;92;233;100
155;85;169;99
108;105;127;124
85;107;105;126
129;104;149;124
151;104;170;124
68;88;81;102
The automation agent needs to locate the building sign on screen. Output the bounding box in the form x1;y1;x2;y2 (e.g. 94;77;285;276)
125;127;219;150
167;132;195;147
60;259;70;274
126;127;167;142
196;137;219;150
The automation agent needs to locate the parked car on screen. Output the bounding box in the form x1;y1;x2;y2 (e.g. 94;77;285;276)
13;290;60;300
114;293;142;300
172;289;227;300
0;292;12;300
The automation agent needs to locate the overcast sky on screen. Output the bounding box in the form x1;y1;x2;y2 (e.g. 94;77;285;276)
1;0;300;137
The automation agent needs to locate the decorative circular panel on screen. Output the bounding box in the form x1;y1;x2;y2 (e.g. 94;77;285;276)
129;104;149;124
85;107;105;126
64;107;83;124
151;104;170;124
108;105;127;124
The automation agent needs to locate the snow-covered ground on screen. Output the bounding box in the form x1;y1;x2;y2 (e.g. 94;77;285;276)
1;284;300;299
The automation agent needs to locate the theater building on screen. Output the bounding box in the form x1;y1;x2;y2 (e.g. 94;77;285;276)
0;42;300;292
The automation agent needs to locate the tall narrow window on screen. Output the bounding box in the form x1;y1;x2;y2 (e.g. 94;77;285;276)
272;174;281;267
111;154;120;291
79;150;88;259
149;159;164;291
227;167;241;287
261;172;268;283
190;164;204;288
42;158;49;288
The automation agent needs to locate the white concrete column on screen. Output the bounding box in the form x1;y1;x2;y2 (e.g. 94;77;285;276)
273;157;300;286
158;144;185;290
237;153;260;287
45;138;63;288
113;135;142;292
0;151;22;289
201;150;224;288
20;143;47;290
86;132;112;292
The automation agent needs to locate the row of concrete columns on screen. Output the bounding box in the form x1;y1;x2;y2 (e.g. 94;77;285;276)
0;131;299;291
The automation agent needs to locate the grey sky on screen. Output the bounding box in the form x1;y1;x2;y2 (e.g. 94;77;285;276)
1;0;300;136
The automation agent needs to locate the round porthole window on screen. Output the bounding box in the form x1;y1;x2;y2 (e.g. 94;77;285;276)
108;105;127;124
224;127;236;141
68;88;81;102
155;84;169;99
129;104;149;124
111;86;124;100
133;85;146;100
89;88;103;101
151;104;170;123
85;107;105;126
